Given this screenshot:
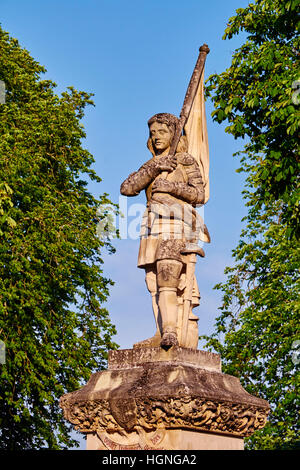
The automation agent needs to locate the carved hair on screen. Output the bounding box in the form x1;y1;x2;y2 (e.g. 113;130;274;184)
148;113;179;133
147;112;188;156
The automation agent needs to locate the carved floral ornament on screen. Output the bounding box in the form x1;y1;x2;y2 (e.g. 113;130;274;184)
59;394;269;439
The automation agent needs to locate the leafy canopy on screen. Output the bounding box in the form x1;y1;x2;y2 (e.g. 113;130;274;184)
206;0;300;238
0;26;118;449
203;0;300;450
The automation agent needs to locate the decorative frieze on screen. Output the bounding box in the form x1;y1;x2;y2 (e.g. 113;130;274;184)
60;393;269;438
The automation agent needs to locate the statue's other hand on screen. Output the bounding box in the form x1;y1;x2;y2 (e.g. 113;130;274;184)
152;178;174;194
155;155;177;172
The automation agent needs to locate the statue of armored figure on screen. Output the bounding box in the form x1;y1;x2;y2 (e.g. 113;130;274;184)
121;112;210;350
121;45;210;350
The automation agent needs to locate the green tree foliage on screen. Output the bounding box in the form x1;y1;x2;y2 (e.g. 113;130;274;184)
203;0;300;449
0;182;15;235
0;26;118;449
207;0;299;238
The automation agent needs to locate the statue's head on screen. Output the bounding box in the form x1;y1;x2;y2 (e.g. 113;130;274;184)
148;113;179;134
147;113;187;156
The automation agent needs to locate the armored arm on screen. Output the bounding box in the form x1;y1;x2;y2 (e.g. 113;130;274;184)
120;155;177;196
152;153;205;206
171;183;204;206
172;160;205;205
120;160;158;196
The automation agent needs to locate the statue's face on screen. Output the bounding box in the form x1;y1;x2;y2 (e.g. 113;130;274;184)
149;121;173;154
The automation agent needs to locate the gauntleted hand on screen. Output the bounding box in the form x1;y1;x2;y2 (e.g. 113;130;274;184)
154;154;177;172
152;178;175;194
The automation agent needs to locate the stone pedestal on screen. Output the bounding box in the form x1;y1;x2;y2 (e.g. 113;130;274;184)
60;347;269;450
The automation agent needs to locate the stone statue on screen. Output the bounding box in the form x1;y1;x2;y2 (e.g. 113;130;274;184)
60;45;270;450
121;45;211;350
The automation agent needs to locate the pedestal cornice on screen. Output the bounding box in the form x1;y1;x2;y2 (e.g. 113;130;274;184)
60;347;269;441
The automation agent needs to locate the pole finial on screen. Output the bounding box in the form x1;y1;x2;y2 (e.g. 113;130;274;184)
199;44;210;54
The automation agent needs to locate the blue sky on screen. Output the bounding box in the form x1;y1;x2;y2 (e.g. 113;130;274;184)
1;0;250;349
1;0;252;449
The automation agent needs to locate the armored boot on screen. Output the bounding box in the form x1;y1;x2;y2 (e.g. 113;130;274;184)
133;267;162;349
133;293;161;349
157;259;182;349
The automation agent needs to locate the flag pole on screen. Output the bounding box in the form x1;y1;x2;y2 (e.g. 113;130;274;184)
169;44;210;157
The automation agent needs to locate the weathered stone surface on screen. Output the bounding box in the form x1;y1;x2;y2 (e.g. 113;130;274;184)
60;347;269;446
108;346;221;372
87;429;244;450
120;111;210;350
